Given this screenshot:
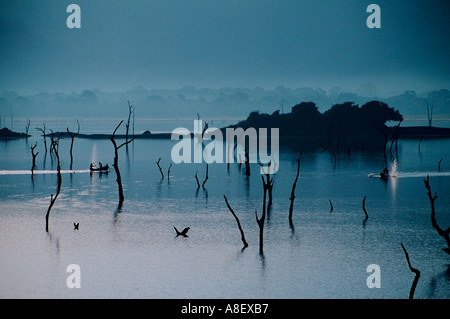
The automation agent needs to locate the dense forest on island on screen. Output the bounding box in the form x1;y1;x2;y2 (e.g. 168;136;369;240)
231;100;404;152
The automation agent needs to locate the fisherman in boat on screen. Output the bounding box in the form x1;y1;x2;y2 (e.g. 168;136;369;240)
90;162;109;172
380;166;389;179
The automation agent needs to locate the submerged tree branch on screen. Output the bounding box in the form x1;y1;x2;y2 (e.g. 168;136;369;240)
45;137;61;232
202;164;209;188
156;158;164;179
289;151;303;227
30;142;39;177
126;101;133;143
35;123;48;153
224;195;248;250
167;163;172;181
195;170;200;188
256;174;272;255
401;243;421;299
423;175;450;255
255;208;264;255
362;196;369;220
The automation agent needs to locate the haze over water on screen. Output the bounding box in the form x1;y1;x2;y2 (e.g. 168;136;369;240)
0;118;449;299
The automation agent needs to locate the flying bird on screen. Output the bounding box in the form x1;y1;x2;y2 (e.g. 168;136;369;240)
174;226;190;237
73;222;79;230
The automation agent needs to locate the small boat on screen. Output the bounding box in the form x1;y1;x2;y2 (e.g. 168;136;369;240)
368;166;389;179
379;166;389;179
90;163;110;172
379;172;388;179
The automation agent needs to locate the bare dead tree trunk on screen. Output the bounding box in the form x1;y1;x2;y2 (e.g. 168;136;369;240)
401;243;421;299
244;147;250;176
48;129;57;155
36;123;48;153
232;134;250;176
112;141;124;205
267;175;273;207
126;101;133;143
156;158;164;179
389;119;402;158
110;120;136;208
423;175;450;255
202;164;209;188
195;170;200;188
255;207;264;255
224;195;248;250
289;152;303;227
362;196;369;220
167;163;172;181
418;136;423;153
45;137;61;232
30;142;39;177
201;121;209;139
259;163;274;206
66;120;80;170
256;174;271;255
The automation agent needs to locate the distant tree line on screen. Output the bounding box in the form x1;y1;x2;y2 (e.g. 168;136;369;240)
0;87;448;120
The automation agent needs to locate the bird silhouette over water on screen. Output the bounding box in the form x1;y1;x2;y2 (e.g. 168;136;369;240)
174;226;190;237
73;222;79;230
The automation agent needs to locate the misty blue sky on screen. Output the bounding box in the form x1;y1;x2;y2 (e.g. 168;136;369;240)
1;0;449;96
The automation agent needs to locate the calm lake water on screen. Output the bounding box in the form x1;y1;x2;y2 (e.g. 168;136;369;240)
0;118;449;299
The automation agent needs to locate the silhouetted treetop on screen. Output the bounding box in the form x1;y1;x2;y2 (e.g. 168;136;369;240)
323;101;359;119
291;101;320;117
361;100;403;123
